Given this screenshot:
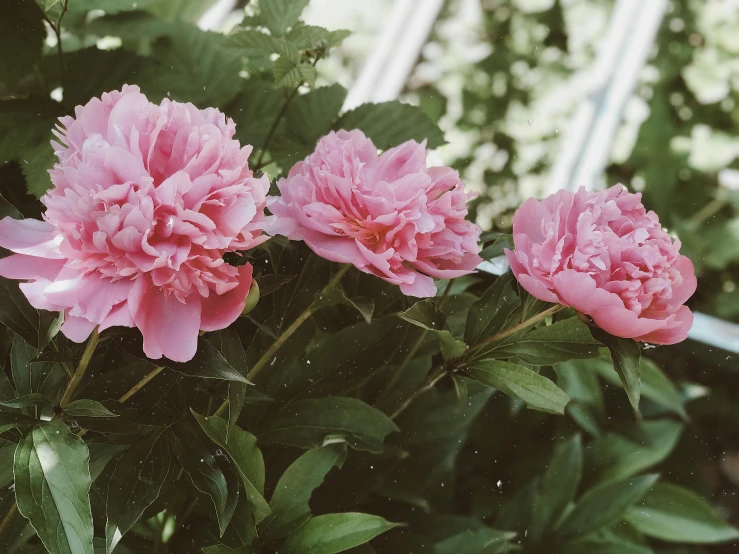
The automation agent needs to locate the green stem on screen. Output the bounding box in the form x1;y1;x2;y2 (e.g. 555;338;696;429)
690;196;726;226
118;366;165;404
389;303;566;419
375;329;428;405
391;363;447;419
466;304;565;358
0;502;17;537
253;55;322;170
59;326;100;408
376;279;454;405
213;264;351;417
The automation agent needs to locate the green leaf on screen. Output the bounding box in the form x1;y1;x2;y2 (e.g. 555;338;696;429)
218;329;250;435
11;334;66;400
0;411;38;427
335;101;446;150
560;537;652;554
494;317;598;365
464;274;520;345
0;278;41;347
139;26;242;107
20;140;56;198
312;283;374;324
639;359;687;419
479;234;513;260
191;413;271;525
0;0;44;86
625;483;739;544
530;435;582;540
14;420;94;554
0;394;52;409
271;84;348;169
399;301;446;331
259;0;310;36
260;445;346;541
585;419;682;485
164;338;251;383
260;397;398;453
170;422;241;535
226;29;283;57
274;60;316;89
591;329;641;414
467;360;570;414
105;429;170;553
557;474;659;539
398;300;467;359
434;528;516;554
286;25;350;50
63;400;119;419
596;357;687;419
281;513;398;554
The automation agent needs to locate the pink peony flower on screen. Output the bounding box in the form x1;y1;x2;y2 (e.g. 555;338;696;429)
505;185;697;345
268;130;482;297
0;85;270;362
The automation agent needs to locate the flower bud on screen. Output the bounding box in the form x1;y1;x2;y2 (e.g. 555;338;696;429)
242;278;260;316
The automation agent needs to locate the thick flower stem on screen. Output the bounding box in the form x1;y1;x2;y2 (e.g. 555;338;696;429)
213;264;351;418
59;326;100;409
466;304;565;358
118;366;165;404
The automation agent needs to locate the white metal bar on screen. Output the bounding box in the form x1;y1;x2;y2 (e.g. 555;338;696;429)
342;0;444;111
197;0;238;30
546;0;667;194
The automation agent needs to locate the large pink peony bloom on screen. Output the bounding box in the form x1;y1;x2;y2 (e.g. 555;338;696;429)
0;85;270;362
505;185;697;345
268;130;482;297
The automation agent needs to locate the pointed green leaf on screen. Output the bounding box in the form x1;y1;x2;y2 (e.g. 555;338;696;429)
557;474;659;539
170;422;240;535
105;429;171;553
14;420;94;554
260;397;398;453
0;394;52;409
626;483;739;543
281;513;398;554
260;445;346;540
591;329;641;414
191;413;271;525
531;435;582;539
286;25;350;50
335;101;446;150
399;301;446;331
464;274;521;345
63;400;119;419
164;338;251;383
467;359;570;414
495;317;599;365
259;0;309;36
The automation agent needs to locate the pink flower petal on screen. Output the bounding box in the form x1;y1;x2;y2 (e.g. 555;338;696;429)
0;218;65;259
200;264;253;332
129;276;201;362
0;254;66;281
61;314;97;343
